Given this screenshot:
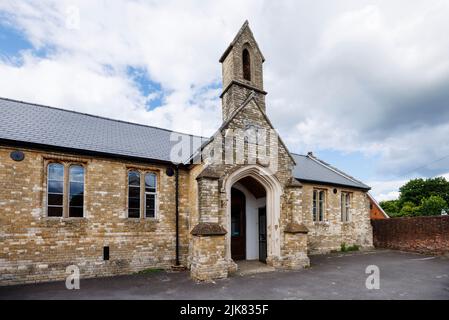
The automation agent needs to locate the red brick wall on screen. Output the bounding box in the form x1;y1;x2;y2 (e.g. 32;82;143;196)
372;216;449;255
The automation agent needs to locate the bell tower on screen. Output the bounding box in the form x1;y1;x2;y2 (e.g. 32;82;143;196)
219;20;267;121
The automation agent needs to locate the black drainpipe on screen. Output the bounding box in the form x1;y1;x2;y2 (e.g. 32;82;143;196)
175;165;180;266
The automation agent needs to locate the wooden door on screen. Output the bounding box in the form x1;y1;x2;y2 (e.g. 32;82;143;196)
231;188;246;260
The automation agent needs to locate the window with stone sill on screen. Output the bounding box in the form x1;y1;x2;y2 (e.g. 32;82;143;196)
127;170;158;219
312;189;326;222
47;162;85;218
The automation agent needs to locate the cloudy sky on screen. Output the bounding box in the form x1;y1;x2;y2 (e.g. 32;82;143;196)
1;0;449;201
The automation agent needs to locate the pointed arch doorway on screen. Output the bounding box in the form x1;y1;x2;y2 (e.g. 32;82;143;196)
225;165;282;266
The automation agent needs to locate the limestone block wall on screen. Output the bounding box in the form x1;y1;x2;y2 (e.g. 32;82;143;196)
190;235;227;281
300;183;373;254
197;178;220;223
0;146;190;285
282;233;310;269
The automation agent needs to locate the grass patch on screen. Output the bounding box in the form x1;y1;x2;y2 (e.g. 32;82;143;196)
340;243;360;252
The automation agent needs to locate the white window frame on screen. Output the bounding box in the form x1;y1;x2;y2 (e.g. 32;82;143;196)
144;172;158;219
127;170;159;220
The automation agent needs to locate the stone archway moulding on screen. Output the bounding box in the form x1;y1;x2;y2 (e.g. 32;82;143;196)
223;165;283;265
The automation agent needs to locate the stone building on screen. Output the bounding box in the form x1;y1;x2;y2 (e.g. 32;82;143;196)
0;21;373;285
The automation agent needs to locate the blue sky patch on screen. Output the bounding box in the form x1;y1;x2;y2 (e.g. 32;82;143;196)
0;23;32;57
127;66;165;110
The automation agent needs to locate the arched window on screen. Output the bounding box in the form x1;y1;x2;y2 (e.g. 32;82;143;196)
47;163;64;217
242;48;251;81
69;165;84;217
144;173;157;218
128;171;141;218
47;162;85;218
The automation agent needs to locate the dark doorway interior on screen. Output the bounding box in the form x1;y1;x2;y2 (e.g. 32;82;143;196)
231;188;246;260
258;207;267;263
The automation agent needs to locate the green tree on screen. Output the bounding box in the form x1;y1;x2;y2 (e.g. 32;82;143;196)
419;196;447;216
399;177;449;206
380;200;400;217
398;201;420;217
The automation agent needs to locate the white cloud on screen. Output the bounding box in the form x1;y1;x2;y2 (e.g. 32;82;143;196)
0;0;449;182
368;179;406;202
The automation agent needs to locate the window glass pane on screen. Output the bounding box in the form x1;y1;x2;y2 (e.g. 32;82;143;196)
48;180;64;193
128;186;140;198
48;194;63;206
145;194;156;218
48;163;64;217
69;182;83;196
69;207;83;218
145;173;156;192
128;197;140;210
128;171;141;218
231;215;240;236
70;195;84;207
319;191;325;201
69;166;84;218
319;203;323;221
69;165;84;182
319;191;325;221
346;194;350;221
146;194;155;209
48;163;64;181
128;171;140;186
128;208;140;219
48;206;63;217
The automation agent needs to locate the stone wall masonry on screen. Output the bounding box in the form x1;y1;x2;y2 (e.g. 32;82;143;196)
300;183;373;254
197;178;220;223
282;233;310;269
372;216;449;255
0;146;190;286
190;235;228;281
221;26;264;92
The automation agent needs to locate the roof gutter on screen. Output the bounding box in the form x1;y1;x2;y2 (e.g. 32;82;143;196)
295;178;371;191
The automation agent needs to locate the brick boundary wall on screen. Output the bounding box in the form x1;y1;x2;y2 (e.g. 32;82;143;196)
371;216;449;255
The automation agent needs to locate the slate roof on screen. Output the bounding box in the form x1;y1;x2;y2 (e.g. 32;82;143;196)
292;153;370;190
0;97;206;163
0;97;370;190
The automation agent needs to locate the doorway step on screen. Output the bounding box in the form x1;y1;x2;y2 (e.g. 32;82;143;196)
233;260;275;276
